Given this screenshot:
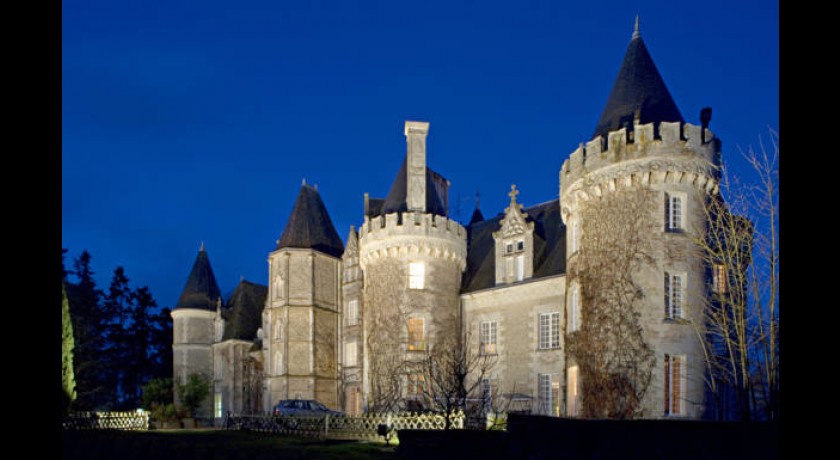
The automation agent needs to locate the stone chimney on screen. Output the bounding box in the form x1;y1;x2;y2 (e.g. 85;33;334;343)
404;120;429;212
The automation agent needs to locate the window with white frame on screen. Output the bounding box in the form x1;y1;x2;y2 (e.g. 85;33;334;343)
664;272;684;319
347;300;359;326
481;378;493;410
407;373;425;396
539;312;561;349
515;255;524;281
409;262;425;289
568;284;580;332
538;373;560;416
666;193;684;231
408;317;425;351
566;365;580;417
664;354;686;416
345;341;357;367
712;264;727;294
480;321;497;355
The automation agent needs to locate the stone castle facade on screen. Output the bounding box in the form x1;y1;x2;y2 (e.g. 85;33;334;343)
172;24;722;420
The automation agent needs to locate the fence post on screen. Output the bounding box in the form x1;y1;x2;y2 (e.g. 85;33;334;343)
325;414;329;438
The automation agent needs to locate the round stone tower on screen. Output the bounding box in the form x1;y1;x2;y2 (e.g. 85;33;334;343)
171;243;222;418
357;121;467;411
559;22;721;419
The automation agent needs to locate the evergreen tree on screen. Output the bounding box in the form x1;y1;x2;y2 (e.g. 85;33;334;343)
124;285;157;408
103;266;133;409
150;306;174;379
67;250;107;410
62;283;76;417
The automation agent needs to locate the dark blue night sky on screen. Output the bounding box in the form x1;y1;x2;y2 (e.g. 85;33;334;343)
62;0;779;308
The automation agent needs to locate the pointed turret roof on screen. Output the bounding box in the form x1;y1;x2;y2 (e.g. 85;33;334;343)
175;245;222;311
379;157;450;217
222;279;268;341
592;18;684;139
276;183;345;258
469;192;484;225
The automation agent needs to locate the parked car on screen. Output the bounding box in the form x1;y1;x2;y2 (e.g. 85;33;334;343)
272;399;344;417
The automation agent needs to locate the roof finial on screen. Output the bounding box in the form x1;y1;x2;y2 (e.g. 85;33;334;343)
200;240;205;252
632;15;640;40
302;177;307;186
475;191;481;209
508;184;519;205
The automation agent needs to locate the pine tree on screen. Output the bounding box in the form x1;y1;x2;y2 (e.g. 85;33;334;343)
125;285;157;408
66;250;107;410
150;306;173;379
62;283;76;417
103;266;133;409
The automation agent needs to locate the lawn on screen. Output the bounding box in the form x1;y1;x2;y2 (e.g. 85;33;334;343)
62;429;397;460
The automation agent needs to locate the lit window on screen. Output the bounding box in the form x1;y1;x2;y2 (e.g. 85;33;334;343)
516;240;524;251
568;284;580;332
214;393;222;418
538;373;560;416
409;262;425;289
480;321;497;355
347;300;359;326
666;194;684;231
539;312;561;349
345;341;357;367
712;264;727;294
664;354;686;416
515;255;524;281
566;366;580;417
664;272;684;319
408;373;426;396
408;317;425;351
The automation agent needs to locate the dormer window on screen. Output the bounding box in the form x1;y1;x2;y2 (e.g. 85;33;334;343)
506;243;513;254
493;185;535;285
516;240;524;252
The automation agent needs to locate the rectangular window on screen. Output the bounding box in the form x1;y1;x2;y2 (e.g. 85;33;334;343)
664;272;684;319
214;392;222;418
515;255;525;281
345;341;357;367
539;312;561;349
664;354;686;416
568;285;580;332
409;262;425;289
408;317;425;351
567;366;580;417
408;373;426;396
712;264;727;294
347;300;359;326
538;373;560;416
516;240;524;251
666;194;684;231
506;242;513;254
480;321;497;355
481;378;493;410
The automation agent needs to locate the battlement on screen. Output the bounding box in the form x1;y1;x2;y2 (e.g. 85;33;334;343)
358;211;467;271
561;121;721;187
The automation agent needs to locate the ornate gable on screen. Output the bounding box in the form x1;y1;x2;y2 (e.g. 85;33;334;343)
492;185;536;285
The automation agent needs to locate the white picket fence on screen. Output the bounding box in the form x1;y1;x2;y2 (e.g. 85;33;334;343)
63;410;150;431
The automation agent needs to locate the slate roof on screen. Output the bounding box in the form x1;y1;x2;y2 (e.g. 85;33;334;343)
276;184;345;258
592;30;684;139
222;280;268;341
461;199;566;293
376;157;450;217
175;247;223;311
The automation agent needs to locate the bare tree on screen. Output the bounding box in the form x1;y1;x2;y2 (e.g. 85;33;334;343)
565;186;657;419
418;330;497;429
692;128;779;421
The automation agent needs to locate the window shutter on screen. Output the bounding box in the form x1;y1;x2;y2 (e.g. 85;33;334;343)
664;354;670;415
672;356;681;415
664;273;671;318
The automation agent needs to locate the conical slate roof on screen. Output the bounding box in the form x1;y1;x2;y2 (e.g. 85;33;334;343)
175;246;222;311
592;24;684;139
380;157;449;217
276;184;345;258
222;280;267;341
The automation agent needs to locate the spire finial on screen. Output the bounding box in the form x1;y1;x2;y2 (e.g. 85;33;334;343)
200;240;205;252
632;15;640;39
475;191;481;209
302;177;307;186
508;184;519;205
